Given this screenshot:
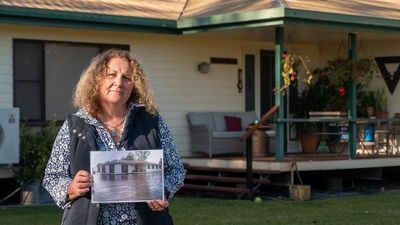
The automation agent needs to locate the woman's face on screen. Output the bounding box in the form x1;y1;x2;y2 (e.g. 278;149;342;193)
99;57;134;107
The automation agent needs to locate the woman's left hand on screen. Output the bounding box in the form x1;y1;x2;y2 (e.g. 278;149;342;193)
147;199;169;211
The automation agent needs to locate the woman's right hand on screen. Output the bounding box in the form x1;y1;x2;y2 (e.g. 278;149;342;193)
67;170;91;201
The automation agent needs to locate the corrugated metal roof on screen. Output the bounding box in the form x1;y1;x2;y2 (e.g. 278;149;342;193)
286;0;400;21
1;0;399;20
180;0;275;19
0;0;186;20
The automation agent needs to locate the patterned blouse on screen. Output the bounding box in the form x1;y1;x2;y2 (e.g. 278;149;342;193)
43;104;185;225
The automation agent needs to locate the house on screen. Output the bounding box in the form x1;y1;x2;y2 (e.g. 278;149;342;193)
1;0;400;192
96;159;162;175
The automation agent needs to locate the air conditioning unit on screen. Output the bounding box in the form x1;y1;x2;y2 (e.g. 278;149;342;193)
0;108;20;164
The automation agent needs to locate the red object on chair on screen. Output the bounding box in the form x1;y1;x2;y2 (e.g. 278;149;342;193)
224;116;242;131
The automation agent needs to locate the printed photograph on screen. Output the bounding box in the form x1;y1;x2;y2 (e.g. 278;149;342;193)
90;149;164;203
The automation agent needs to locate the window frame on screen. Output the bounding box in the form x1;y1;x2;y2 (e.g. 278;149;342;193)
13;39;129;125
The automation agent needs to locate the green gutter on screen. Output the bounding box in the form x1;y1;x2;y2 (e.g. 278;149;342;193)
181;20;283;35
0;5;179;34
178;7;285;29
285;8;400;31
178;7;286;34
285;18;400;34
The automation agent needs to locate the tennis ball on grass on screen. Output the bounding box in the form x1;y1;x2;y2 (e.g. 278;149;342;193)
254;197;262;203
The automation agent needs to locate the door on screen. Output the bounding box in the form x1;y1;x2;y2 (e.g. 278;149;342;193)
245;54;255;111
260;50;275;115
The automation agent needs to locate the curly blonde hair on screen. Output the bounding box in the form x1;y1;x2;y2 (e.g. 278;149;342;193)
73;49;157;116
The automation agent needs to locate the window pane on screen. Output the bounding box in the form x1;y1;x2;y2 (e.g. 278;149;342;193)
45;44;100;120
14;41;43;81
15;82;42;120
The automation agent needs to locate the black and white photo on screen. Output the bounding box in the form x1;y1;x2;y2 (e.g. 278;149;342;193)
90;149;164;203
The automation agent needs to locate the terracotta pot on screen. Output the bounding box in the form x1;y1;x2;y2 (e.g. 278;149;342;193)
299;133;320;153
375;111;389;119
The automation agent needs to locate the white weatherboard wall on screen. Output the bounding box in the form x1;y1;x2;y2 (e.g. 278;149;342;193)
0;32;15;177
134;37;246;156
0;24;320;157
0;32;13;108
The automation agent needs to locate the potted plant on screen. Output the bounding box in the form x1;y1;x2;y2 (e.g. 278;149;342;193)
294;80;326;153
358;90;376;118
297;122;321;153
15;119;58;205
374;87;388;119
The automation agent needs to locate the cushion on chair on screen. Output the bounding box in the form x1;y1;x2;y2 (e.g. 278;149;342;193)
224;116;242;131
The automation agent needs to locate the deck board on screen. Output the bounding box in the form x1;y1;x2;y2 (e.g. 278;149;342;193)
182;153;400;172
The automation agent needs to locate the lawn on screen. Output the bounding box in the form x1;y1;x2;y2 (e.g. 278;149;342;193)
1;192;400;225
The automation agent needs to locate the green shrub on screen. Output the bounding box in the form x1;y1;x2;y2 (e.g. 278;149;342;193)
15;119;59;184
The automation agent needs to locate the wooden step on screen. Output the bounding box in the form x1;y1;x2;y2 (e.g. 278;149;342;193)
185;174;271;184
182;184;251;193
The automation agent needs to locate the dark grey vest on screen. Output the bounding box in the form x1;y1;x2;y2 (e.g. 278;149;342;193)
62;107;172;225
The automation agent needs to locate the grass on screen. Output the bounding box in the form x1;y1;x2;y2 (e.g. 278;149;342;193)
1;192;400;225
0;205;62;225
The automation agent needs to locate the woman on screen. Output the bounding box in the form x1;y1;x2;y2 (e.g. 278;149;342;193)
43;49;185;225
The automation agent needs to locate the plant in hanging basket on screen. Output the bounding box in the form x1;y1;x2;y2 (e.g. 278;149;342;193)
299;68;347;112
274;51;313;95
324;57;378;96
